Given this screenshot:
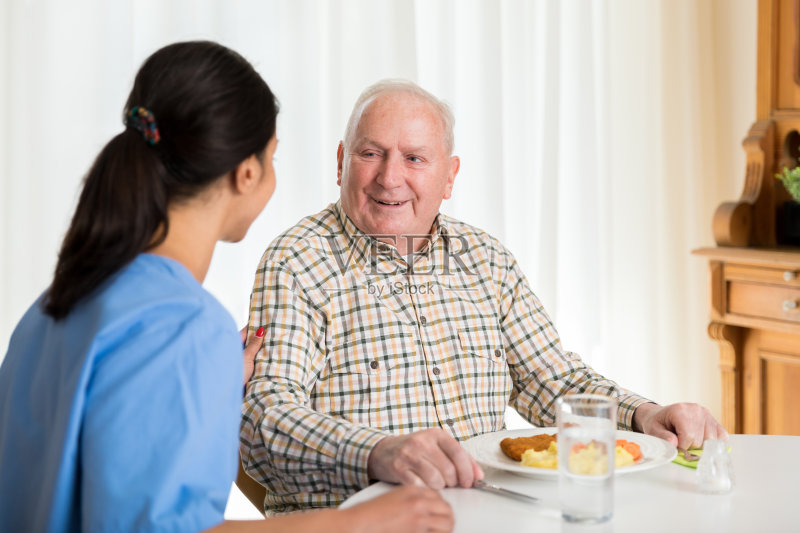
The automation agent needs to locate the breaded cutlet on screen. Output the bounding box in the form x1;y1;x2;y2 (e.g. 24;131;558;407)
500;433;557;461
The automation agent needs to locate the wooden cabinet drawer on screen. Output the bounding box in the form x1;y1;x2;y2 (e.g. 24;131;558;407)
725;264;800;286
728;281;800;323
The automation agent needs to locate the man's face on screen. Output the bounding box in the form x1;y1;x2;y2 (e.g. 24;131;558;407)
337;92;459;253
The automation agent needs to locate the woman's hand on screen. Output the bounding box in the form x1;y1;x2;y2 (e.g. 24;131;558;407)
340;485;454;533
206;485;453;533
240;325;265;386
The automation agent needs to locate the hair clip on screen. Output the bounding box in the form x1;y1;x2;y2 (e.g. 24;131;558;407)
126;106;161;145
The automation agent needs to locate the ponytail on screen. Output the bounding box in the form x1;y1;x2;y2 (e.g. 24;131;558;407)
45;129;170;319
44;41;278;319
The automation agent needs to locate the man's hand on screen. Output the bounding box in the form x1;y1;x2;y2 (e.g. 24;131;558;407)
367;428;483;489
633;402;729;450
240;325;265;386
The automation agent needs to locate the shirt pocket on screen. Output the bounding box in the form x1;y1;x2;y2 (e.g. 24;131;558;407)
458;327;507;363
456;326;512;435
317;329;425;430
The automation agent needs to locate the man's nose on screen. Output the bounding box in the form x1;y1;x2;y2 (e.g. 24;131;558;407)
376;152;405;188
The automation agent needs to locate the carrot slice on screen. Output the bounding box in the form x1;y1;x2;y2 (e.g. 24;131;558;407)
616;439;643;462
571;442;587;454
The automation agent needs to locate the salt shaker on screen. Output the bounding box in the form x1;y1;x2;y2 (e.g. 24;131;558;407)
696;439;734;493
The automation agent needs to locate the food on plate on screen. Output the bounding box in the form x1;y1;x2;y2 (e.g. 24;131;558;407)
520;441;558;468
615;444;635;467
616;439;642;463
568;441;608;475
504;435;644;470
500;433;557;461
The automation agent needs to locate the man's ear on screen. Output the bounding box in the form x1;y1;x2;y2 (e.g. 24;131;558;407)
443;155;460;199
232;153;261;194
336;142;344;186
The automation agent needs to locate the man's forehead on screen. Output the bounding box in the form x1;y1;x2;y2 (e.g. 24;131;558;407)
362;91;434;116
355;95;444;137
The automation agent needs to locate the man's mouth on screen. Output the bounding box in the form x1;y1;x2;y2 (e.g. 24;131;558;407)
373;199;407;206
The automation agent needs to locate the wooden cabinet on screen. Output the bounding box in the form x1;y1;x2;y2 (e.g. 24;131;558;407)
694;248;800;434
695;0;800;435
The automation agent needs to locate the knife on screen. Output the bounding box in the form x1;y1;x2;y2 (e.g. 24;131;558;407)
472;479;540;503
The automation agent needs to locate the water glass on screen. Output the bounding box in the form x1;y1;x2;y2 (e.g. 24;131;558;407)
557;393;617;523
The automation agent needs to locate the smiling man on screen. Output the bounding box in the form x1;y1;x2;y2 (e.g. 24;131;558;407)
337;85;458;254
240;79;727;514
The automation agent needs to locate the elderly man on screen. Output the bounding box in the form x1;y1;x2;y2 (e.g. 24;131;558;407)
240;79;727;513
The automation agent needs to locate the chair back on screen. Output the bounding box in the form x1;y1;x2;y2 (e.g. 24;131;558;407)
235;460;267;517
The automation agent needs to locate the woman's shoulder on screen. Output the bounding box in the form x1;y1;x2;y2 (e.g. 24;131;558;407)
3;254;241;413
89;255;237;344
75;256;239;377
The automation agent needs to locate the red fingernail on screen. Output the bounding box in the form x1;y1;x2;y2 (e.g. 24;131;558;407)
256;327;265;338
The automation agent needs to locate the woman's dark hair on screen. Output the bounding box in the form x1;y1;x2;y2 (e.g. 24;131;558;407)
44;41;278;319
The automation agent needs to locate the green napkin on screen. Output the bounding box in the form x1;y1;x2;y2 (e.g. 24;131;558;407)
672;446;731;469
672;449;703;468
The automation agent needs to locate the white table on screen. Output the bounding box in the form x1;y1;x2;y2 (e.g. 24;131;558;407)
341;435;799;532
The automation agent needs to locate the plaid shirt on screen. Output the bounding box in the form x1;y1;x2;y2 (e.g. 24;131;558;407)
241;201;649;513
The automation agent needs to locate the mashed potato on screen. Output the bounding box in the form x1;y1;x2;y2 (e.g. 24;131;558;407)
519;441;637;471
568;442;608;475
615;445;635;467
520;441;558;469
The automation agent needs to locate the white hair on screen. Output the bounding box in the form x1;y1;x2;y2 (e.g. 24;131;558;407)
342;79;455;155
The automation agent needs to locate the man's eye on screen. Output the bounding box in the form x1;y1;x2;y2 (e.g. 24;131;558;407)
362;151;378;158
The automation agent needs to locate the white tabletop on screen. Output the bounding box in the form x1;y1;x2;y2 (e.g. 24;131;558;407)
341;434;799;533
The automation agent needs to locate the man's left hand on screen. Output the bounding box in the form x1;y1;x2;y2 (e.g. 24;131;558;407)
633;402;729;450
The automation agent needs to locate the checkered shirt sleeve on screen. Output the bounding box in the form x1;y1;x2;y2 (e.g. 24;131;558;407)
494;244;650;428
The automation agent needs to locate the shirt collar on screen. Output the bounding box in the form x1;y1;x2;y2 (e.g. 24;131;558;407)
334;200;448;268
333;200;373;268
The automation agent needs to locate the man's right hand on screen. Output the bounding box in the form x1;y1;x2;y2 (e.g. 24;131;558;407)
367;428;483;489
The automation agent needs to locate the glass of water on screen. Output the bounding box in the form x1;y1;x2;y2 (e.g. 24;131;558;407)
557;393;617;523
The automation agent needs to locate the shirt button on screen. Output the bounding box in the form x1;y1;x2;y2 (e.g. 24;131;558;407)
494;349;503;358
419;315;427;325
432;367;441;376
446;419;455;427
370;360;379;370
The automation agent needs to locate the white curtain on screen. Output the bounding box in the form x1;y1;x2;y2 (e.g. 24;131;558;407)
1;0;756;423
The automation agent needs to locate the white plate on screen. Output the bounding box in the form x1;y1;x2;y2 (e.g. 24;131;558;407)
462;427;677;479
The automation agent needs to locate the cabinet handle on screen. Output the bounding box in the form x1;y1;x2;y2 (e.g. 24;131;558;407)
784;271;797;282
782;300;798;312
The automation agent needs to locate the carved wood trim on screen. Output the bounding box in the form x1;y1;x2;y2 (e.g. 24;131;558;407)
707;322;743;433
709;260;725;320
712;202;751;247
712;120;776;247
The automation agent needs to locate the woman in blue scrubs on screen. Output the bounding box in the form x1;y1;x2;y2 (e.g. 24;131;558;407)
0;41;452;533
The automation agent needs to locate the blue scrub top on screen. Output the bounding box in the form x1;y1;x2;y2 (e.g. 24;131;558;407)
0;254;243;532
